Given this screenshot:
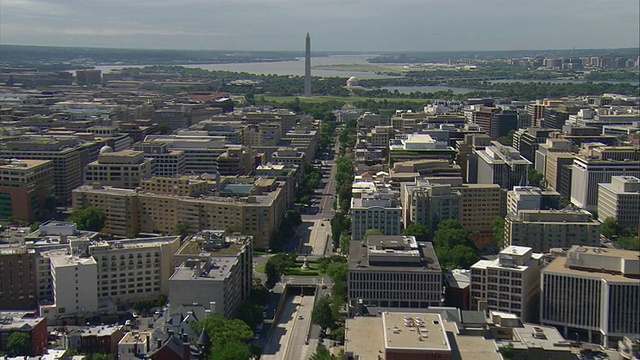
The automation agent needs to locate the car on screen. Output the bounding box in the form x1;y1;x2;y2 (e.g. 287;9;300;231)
253;334;260;340
262;311;267;318
298;315;304;320
321;223;324;226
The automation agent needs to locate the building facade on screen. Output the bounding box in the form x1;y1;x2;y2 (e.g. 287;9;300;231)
0;159;54;222
597;176;640;230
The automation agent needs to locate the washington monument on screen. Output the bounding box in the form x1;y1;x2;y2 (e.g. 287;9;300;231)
304;32;311;97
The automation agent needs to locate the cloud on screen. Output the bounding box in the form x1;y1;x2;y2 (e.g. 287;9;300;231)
1;0;638;51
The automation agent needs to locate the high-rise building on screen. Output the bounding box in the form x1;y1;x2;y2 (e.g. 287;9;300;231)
348;236;442;308
541;246;640;346
0;246;38;310
470;246;543;323
473;108;518;140
401;180;461;235
0;159;54;222
512;128;556;163
304;33;311;97
475;142;532;190
84;148;155;189
350;189;402;241
505;209;600;253
597;176;640;229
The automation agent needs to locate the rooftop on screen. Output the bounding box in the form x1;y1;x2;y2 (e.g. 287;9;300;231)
0;312;45;331
383;312;451;352
349;236;441;272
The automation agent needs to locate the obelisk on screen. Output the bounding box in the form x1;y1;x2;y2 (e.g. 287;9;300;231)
304;33;311;97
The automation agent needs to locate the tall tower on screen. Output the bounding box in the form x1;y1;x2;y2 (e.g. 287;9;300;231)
304;33;311;97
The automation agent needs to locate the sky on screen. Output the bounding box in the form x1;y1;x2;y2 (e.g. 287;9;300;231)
1;0;639;52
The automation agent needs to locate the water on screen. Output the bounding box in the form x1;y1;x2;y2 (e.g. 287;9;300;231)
382;85;477;94
490;79;639;85
92;55;395;79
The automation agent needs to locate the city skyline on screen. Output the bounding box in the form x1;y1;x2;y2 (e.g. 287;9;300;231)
1;0;639;52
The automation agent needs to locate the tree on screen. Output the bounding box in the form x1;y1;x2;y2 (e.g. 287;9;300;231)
492;217;506;249
192;314;253;345
7;332;32;356
174;222;190;237
310;344;338;360
339;234;350;255
29;221;42;233
601;217;618;238
402;223;430;241
312;297;334;331
617;235;640;251
68;207;105;232
210;342;253;360
528;169;544;187
264;253;297;289
498;343;515;360
157;123;171;135
364;228;383;237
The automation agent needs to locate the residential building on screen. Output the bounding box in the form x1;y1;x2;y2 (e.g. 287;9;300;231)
216;146;256;176
475;142;532;190
84;148;155;189
348;236;442;308
72;177;286;248
39;254;98;320
597;176;640;229
470;246;543;323
541;246;640;346
401;180;461;235
142;134;227;175
457;184;503;249
505;209;600;253
271;147;307;168
0;159;54;222
169;231;253;318
65;325;125;356
350;187;402;241
88;236;181;303
0;311;48;355
0;246;38;310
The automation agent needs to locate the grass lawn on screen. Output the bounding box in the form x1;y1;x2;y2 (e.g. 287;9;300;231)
255;264;266;274
256;261;322;276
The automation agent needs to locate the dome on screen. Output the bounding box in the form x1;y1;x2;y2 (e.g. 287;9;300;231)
346;76;359;87
99;145;114;154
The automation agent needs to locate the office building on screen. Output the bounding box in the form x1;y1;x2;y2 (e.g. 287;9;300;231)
471;246;543;323
506;186;561;217
142;134;227;175
534;138;572;177
456;133;491;183
444;269;471;310
541;246;640;346
134;142;186;177
513;128;557;163
571;154;640;211
216;146;256;176
345;312;452;360
457;183;503;249
0;159;54;222
84;148;155;189
0;246;38;310
0;311;48;355
351;188;402;241
475;142;532;190
544;152;575;199
597;176;640;229
401;180;461;234
473;108;518;140
169;232;253;318
505;209;600;253
0;136;102;204
388;133;457;166
348;236;442;308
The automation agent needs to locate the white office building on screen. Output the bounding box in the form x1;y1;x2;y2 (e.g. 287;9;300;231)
541;246;640;346
470;246;543;323
597;176;640;229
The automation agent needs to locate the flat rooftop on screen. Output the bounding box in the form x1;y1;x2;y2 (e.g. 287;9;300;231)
544;255;639;283
383;312;450;352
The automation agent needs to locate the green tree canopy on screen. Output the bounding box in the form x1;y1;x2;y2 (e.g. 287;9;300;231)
312;297;334;331
601;217;618;238
528;169;544;187
309;344;339;360
402;223;430;241
364;228;384;237
265;253;297;289
192;314;253;346
7;332;32;356
68;207;105;232
492;217;506;249
210;342;253;360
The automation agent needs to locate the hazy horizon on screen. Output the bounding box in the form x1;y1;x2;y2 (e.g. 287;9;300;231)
1;0;639;52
